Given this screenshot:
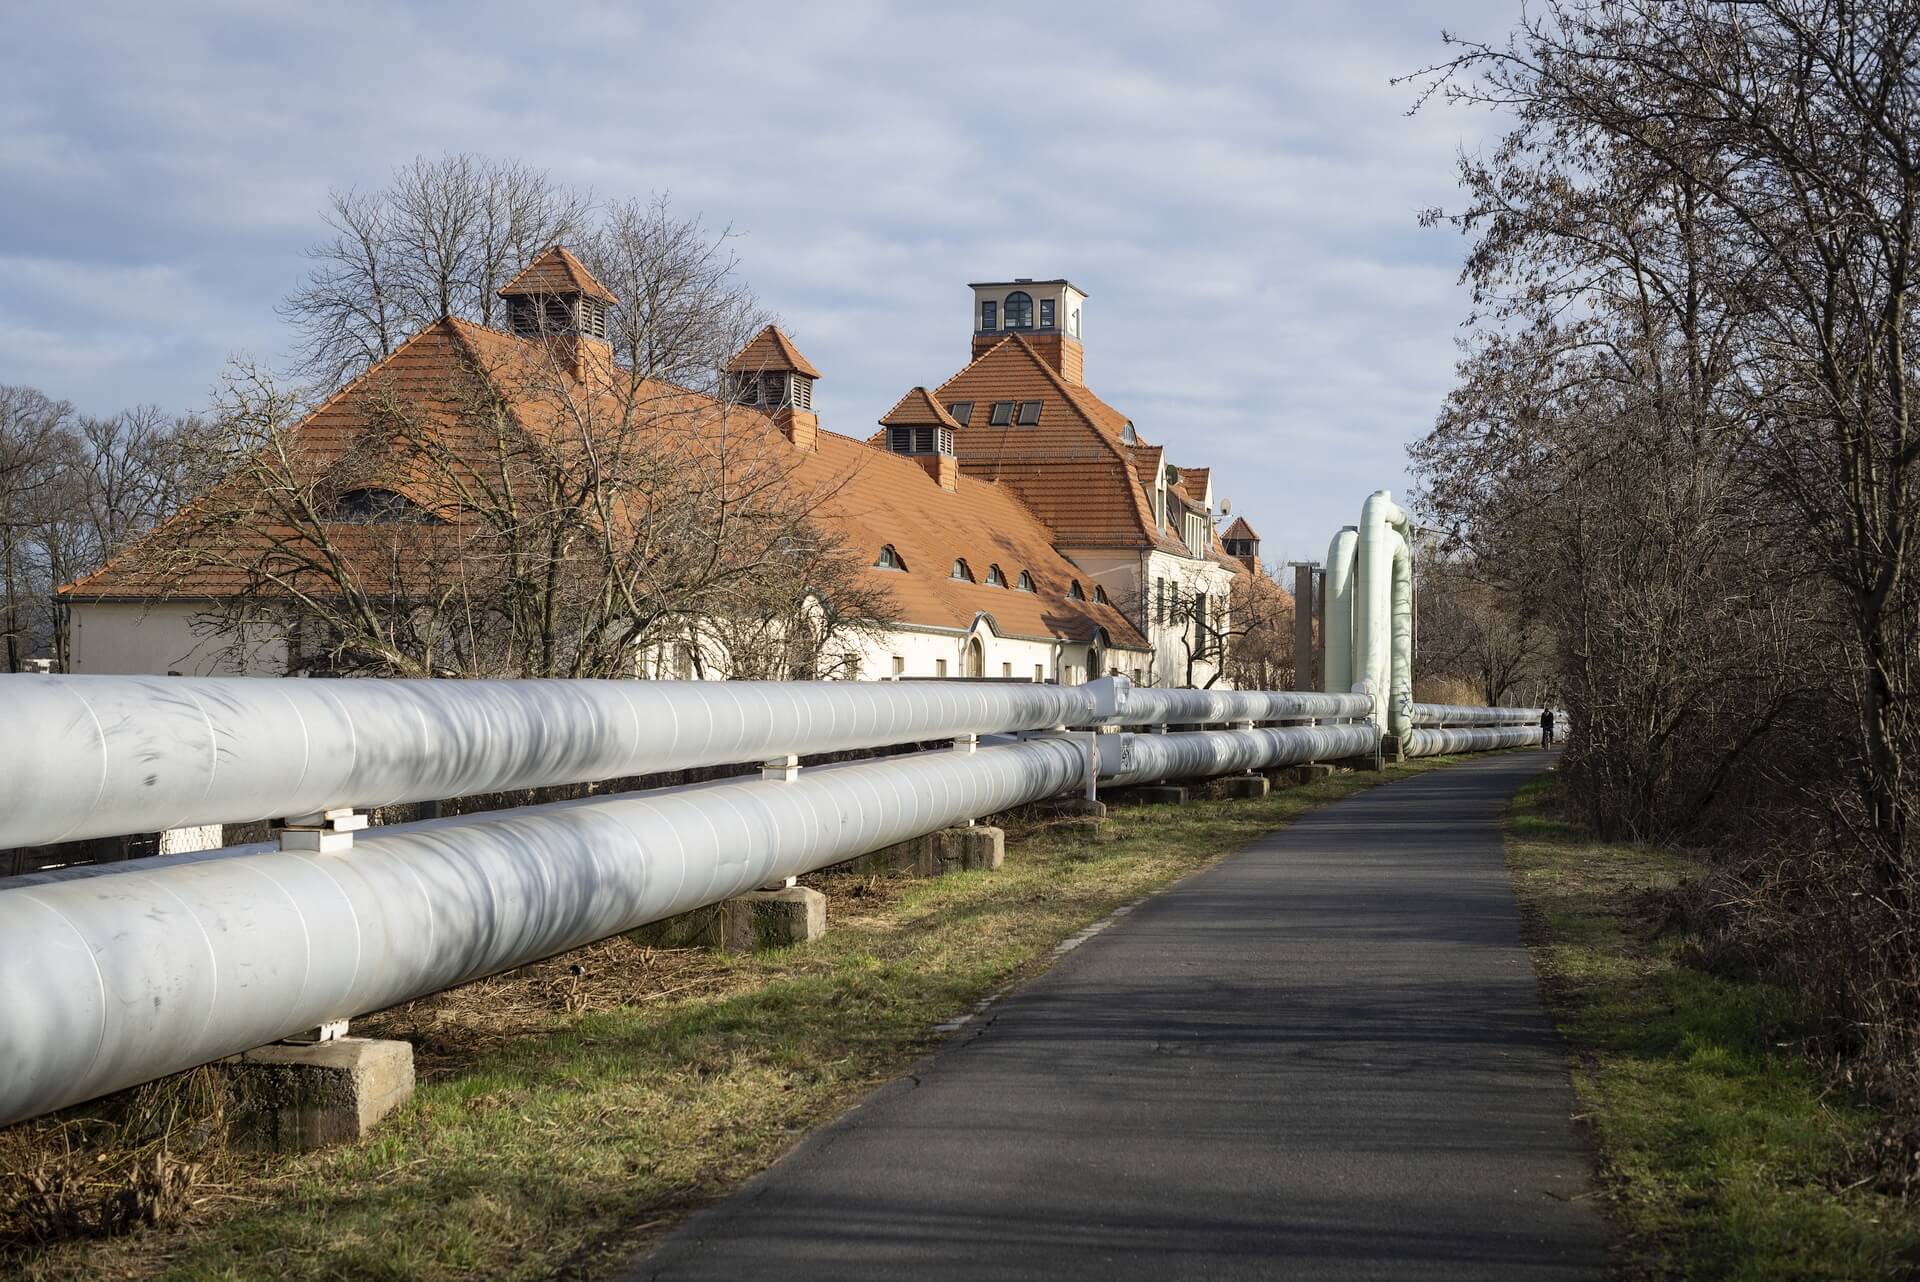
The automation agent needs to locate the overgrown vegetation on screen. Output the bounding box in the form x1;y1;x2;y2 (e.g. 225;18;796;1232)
1506;776;1920;1280
1;762;1449;1281
1408;1;1920;1139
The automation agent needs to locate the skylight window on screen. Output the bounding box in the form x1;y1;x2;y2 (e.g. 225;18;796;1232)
952;558;974;582
988;401;1014;426
949;401;974;426
1017;401;1042;426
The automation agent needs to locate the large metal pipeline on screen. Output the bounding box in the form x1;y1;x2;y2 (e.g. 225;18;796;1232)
1354;491;1415;739
1323;526;1358;694
0;736;1091;1126
1097;724;1377;786
0;674;1124;850
1104;688;1371;726
1403;726;1542;756
1412;704;1541;727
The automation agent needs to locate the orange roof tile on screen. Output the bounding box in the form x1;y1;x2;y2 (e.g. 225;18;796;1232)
498;246;618;304
724;325;823;379
880;387;960;429
1222;515;1259;542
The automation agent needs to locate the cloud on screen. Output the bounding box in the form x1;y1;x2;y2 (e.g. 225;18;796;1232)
0;0;1522;559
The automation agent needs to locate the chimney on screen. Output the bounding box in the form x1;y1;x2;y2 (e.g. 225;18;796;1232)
879;387;962;491
774;405;819;451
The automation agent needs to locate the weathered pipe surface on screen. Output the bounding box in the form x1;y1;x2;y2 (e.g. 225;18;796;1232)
1410;705;1542;728
1098;724;1377;786
0;738;1088;1127
1105;688;1371;726
0;674;1119;849
1403;726;1543;756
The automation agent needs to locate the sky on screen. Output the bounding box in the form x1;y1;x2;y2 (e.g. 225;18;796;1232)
0;0;1521;564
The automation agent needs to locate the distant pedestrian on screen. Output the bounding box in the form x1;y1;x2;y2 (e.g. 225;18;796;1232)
1541;708;1556;749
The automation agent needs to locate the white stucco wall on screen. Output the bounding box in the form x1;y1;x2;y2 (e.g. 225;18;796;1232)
66;602;286;676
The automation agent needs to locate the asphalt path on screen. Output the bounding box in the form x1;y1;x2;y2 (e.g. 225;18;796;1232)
632;750;1612;1280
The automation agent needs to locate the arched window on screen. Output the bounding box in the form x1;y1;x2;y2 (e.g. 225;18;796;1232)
1121;421;1138;445
985;564;1007;587
1016;570;1035;592
1094;585;1111;605
1004;291;1034;329
331;488;438;524
952;558;974;582
1068;579;1085;600
875;544;907;571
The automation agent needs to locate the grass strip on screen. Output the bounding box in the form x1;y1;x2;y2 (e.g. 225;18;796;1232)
10;757;1453;1281
1505;775;1920;1281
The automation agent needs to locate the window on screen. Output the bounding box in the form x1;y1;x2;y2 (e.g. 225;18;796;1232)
1034;664;1045;682
1016;400;1042;426
331;488;438;524
1004;291;1034;329
1039;298;1055;328
892;655;905;677
1068;579;1085;601
1131;667;1144;683
951;558;974;582
936;658;949;677
875;544;907;571
1002;662;1013;678
1121;421;1138;445
986;564;1007;587
1017;570;1035;591
1094;585;1110;605
981;301;997;330
949;401;974;426
988;400;1014;426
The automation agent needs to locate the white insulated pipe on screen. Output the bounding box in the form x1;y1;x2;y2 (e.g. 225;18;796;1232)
0;675;1123;850
1412;705;1541;727
0;737;1090;1126
1403;726;1543;756
1105;688;1370;726
1354;491;1415;740
1323;526;1358;696
1097;724;1377;786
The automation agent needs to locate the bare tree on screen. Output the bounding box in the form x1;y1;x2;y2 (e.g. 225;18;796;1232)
281;155;593;389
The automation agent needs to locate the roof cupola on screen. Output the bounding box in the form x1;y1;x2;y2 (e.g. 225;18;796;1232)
969;277;1087;384
724;325;823;450
880;387;961;490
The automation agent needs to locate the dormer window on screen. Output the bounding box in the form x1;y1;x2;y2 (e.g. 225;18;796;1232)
988;401;1014;426
331;487;439;524
981;300;998;331
952;558;974;582
875;544;907;571
1068;579;1085;600
1004;291;1034;329
1017;401;1042;426
1094;585;1111;605
1017;570;1035;591
986;564;1007;587
1039;299;1055;329
1121;421;1138;445
949;401;974;426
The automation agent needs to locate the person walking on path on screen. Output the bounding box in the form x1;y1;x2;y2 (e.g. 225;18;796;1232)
1541;708;1556;748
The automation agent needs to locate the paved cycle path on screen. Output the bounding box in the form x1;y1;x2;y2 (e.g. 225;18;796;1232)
633;751;1611;1280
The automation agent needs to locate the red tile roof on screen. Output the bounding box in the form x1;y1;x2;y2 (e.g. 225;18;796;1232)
880;387;961;429
498;246;618;304
1222;515;1260;542
64;318;1142;652
724;325;823;379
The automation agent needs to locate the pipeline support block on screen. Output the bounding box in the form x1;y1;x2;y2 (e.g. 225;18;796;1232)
224;1037;413;1153
1222;775;1270;800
